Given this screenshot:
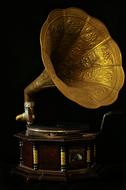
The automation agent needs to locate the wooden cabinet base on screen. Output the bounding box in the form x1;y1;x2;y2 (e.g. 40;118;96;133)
12;165;97;182
13;125;98;182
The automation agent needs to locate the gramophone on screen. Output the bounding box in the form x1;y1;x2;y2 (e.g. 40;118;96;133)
14;7;125;181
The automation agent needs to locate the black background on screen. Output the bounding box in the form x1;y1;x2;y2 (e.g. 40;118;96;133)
2;0;126;189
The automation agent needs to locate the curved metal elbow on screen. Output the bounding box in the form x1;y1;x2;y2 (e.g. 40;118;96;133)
16;102;35;125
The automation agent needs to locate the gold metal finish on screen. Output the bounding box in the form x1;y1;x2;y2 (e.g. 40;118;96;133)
16;7;125;124
33;144;38;170
40;7;124;109
60;146;66;171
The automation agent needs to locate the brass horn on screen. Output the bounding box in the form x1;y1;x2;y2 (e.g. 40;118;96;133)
16;7;125;124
